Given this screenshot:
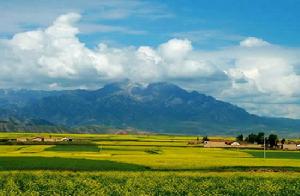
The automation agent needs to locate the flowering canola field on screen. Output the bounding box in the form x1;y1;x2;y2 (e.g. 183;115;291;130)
0;133;300;195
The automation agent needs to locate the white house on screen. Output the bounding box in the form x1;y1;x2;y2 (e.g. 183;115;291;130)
230;142;240;146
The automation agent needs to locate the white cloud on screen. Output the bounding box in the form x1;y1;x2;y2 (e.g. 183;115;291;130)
158;38;192;61
0;13;300;118
240;37;270;47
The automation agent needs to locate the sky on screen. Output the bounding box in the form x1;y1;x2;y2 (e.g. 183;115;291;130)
0;0;300;119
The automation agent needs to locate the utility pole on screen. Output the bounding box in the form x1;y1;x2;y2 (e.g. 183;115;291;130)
264;134;266;159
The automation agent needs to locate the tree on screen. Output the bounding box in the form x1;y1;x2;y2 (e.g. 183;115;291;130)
268;134;279;148
202;136;209;142
280;138;286;149
236;134;243;142
256;132;265;144
245;133;257;143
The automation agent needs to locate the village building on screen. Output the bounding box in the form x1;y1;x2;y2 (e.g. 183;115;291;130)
230;141;240;146
282;144;297;150
16;138;27;142
204;141;228;148
32;137;44;142
44;138;56;142
61;137;72;142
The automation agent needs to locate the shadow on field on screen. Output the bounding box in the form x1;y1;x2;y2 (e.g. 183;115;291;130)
245;150;300;159
45;145;100;152
154;166;300;172
1;156;299;172
209;166;300;172
0;157;149;171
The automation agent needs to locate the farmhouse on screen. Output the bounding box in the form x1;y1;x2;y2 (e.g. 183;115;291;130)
44;138;56;142
16;138;27;142
282;144;297;150
32;137;44;142
61;137;72;142
230;141;240;146
204;141;227;148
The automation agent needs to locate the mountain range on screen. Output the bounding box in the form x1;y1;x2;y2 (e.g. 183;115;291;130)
0;80;299;136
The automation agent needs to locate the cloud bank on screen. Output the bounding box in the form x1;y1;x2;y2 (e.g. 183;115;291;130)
1;13;300;118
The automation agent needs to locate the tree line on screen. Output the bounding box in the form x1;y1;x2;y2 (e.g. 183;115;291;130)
236;132;286;148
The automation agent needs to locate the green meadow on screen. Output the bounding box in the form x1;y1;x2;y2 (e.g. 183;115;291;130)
0;132;300;195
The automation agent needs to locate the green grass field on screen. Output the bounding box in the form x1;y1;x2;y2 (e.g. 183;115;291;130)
0;132;300;195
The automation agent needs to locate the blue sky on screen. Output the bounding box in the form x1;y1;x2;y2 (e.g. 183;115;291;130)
1;0;300;48
0;0;300;119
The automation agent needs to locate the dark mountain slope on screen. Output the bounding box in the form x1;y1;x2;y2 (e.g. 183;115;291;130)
0;81;299;135
0;117;67;133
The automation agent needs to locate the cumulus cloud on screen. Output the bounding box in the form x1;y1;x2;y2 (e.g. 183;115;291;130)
1;13;300;118
158;38;192;61
240;37;270;47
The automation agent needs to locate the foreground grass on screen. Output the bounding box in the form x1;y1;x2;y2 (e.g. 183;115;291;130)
0;171;300;195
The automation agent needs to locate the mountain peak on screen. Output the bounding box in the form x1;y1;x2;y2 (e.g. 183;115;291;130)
100;79;143;95
147;82;179;89
146;82;187;96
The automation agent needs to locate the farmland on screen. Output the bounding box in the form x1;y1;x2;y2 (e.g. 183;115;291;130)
1;171;300;195
0;133;300;195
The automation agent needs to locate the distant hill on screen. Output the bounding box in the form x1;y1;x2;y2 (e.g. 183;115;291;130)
0;80;300;136
0;117;66;133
